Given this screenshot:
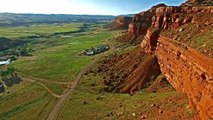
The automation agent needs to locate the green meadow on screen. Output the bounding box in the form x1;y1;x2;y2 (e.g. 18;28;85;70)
0;22;116;119
0;23;83;39
0;81;58;120
12;31;114;82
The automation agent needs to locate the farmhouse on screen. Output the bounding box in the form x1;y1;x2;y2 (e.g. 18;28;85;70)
83;45;109;56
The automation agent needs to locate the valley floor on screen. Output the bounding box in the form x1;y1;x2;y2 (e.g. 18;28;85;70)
0;22;198;120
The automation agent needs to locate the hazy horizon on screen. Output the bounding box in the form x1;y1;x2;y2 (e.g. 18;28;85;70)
0;0;186;15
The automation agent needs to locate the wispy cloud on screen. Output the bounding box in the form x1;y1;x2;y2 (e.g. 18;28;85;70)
0;0;185;15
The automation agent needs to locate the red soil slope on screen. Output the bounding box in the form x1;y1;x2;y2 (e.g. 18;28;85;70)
98;47;161;94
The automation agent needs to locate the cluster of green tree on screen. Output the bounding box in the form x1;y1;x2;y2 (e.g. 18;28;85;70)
0;23;90;55
0;67;22;88
4;44;33;58
0;37;24;51
14;45;33;56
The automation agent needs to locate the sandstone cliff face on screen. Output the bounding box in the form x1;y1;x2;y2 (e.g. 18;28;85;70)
129;1;213;119
182;0;213;6
128;3;213;38
108;0;213;119
110;16;132;30
141;29;213;119
128;4;167;36
157;36;213;120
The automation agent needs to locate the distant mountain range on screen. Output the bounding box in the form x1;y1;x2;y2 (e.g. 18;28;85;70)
0;13;116;27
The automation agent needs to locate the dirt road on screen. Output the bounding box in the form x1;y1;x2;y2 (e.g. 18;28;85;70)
47;33;119;120
47;56;100;120
21;76;62;98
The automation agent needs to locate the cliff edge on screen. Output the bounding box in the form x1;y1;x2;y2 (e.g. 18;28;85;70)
103;0;213;119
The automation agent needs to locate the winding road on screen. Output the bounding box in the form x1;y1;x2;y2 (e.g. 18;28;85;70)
17;32;119;120
47;56;101;120
46;32;119;120
18;57;98;120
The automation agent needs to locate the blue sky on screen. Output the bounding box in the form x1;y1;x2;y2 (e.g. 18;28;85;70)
0;0;186;15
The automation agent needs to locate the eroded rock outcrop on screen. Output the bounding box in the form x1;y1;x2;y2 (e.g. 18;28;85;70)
141;29;213;119
129;1;213;119
182;0;213;6
110;16;132;30
128;4;167;36
128;1;213;39
105;0;213;119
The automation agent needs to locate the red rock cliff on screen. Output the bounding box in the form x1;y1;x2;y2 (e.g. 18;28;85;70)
181;0;213;6
128;3;213;38
110;16;132;30
128;4;167;36
141;29;213;119
128;0;213;119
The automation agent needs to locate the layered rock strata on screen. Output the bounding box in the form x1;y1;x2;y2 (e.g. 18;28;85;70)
128;4;213;37
141;30;213;119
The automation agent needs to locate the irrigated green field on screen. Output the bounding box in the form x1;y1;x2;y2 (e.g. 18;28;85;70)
0;23;83;39
11;31;115;95
12;31;114;82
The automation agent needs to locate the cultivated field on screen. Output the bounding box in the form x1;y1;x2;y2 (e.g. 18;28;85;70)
0;23;83;39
